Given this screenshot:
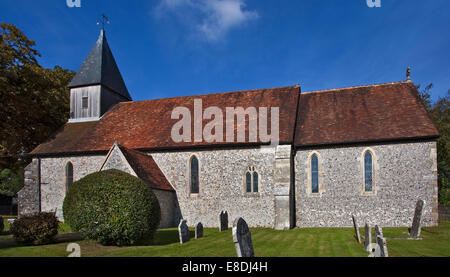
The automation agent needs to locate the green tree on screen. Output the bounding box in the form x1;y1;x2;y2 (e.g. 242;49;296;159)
0;168;23;197
0;22;74;189
418;84;450;204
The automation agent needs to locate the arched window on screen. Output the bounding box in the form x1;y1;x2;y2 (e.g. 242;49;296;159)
190;156;199;194
253;172;259;193
66;162;73;190
364;151;373;192
246;172;252;193
245;167;259;193
311;154;319;193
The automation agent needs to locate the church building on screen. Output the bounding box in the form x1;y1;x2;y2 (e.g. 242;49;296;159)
19;30;440;229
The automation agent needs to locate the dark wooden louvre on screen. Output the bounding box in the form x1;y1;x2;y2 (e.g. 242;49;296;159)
82;97;89;109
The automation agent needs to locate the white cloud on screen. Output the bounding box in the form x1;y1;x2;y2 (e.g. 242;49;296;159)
154;0;258;41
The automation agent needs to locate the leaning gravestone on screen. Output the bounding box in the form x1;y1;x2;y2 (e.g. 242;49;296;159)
178;219;189;244
232;217;255;257
410;200;425;237
364;223;372;253
376;235;389;257
219;211;229;232
352;215;361;243
375;225;384;239
195;222;203;239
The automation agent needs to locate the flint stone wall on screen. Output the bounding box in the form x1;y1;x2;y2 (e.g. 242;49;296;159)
101;146;133;174
18;159;41;216
295;141;438;227
36;151;179;228
40;155;106;219
22;140;438;229
151;147;276;228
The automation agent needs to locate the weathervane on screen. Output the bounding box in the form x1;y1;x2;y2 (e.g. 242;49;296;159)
97;14;110;30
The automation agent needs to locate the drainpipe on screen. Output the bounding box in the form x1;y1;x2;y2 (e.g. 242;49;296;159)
38;158;41;213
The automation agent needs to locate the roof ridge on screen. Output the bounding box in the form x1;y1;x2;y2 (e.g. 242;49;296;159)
118;85;299;105
301;81;413;95
118;144;149;158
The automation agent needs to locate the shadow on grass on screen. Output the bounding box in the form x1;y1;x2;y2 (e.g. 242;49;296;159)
152;229;196;246
0;233;83;250
0;228;198;249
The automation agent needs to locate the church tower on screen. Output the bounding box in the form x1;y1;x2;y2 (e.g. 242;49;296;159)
68;30;132;122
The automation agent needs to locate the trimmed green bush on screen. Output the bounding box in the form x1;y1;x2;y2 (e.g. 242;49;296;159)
10;212;59;245
63;169;161;246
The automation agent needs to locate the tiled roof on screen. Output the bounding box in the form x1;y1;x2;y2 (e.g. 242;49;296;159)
30;85;300;155
68;30;131;100
294;81;439;147
30;121;98;155
117;145;174;192
29;81;439;156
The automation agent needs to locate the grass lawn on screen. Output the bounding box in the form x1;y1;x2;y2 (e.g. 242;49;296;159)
0;217;449;257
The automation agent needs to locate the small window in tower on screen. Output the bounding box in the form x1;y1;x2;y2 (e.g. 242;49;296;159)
82;97;89;109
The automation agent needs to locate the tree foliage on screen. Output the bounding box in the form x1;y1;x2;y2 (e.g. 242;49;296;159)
0;22;75;171
63;169;161;246
0;22;74;196
418;84;450;205
0;168;23;197
10;212;59;245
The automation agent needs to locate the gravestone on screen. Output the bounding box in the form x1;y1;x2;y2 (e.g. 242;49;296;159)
410;200;425;237
232;217;255;257
376;235;389;257
375;225;383;238
195;222;203;239
352;215;361;243
364;223;372;253
178;219;189;244
219;211;228;232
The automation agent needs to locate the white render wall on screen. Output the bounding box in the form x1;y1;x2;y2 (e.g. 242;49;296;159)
294;141;439;227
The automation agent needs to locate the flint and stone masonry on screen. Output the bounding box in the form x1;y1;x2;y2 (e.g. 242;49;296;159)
18;159;41;216
151;147;278;228
39;155;106;219
19;139;438;228
295;141;438;227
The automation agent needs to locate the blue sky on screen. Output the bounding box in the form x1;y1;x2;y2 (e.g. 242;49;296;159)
1;0;449;102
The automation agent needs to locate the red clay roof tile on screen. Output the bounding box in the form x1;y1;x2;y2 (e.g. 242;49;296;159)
294;81;439;147
29;82;439;156
31;86;300;155
118;145;174;192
